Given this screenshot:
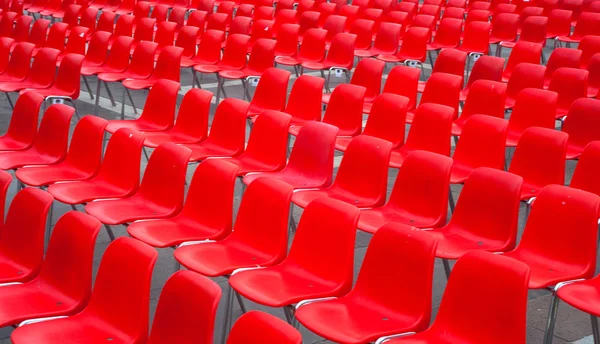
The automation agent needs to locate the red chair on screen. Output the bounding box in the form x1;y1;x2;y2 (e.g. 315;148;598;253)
0;188;53;284
548;67;589;118
570;141;600;201
0;92;44;151
16;116;107;187
247;68;291;117
227;311;302;344
275;28;326;71
274;24;300;58
301;32;356;90
450;115;508;186
151;4;169;23
557;12;600;44
418;48;467;92
105;79;179;134
323;15;347;46
501;15;547;54
377;27;429;68
9;16;33;48
579;34;600;68
349;19;375;50
338;5;359;30
434;167;522;263
130;18;156;53
506;88;558;147
586;53;600;97
284;75;325;125
290;84;365;137
181;99;249;163
47;128;144;210
291;135;392;209
81;31;112;73
95;12;116;35
187;30;225;86
458;21;492;70
489;13;519;47
107;15;134;46
229;16;252;35
0;211;100;328
373;65;420;114
194;34;250;92
21;19;50;52
452;80;507;136
228;197;359;328
376;250;530;344
322;58;384;107
298;10;321;38
410;14;435;33
0;12;17;38
562;98;600;159
408;72;461;123
426;18;462;56
508;127;567;201
543;48;582;88
502;42;543;82
335;93;408;152
153;21;177;58
0;104;74;171
546;9;573;41
128;159;238;247
355;22;400;57
358;150;452;233
296;223;438;344
10;237;158;344
504;63;546;108
0;38;13;75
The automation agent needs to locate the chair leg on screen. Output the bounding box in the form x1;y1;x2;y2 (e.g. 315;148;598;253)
289;205;297;234
427;50;434;67
45;200;53;250
593;315;600;344
325;70;332;92
192;69;198;88
442;259;452;279
66;99;80;120
82;76;94;99
104;81;116;106
126;88;137;114
215;76;222;103
448;188;456;213
143;147;150;161
70;204;77;211
121;86;126;119
220;284;235;344
94;80;102;116
235;291;247;313
104;224;116;241
543;291;561;344
5;92;13;109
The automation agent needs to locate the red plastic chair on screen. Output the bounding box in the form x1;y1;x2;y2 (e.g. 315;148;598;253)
336;93;408;152
0;47;60;102
458;21;492;70
570;141;600;200
16;116;107;187
247;67;291;117
187;30;225;85
548;67;589;118
579;34;600;68
0;211;101;328
275;24;300;58
186;10;208;32
376;250;530;344
32;22;68;55
504;63;546;108
194;34;250;90
290;83;365;137
228;16;251;36
47;128;144;208
557;12;600;44
489;13;519;46
10;237;158;344
291;135;392;208
0;188;53;284
452;80;507;136
506;88;558;147
298;10;320;38
0;104;74;171
227;311;302;344
355;22;400;57
22;19;50;51
543;48;582;88
586;53;600;97
377;26;428;67
59;4;82;28
128;159;238;247
0;12;17;38
0;38;13;75
562;98;600;159
338;5;359;30
322;58;384;106
275;28;326;69
372;65;419;114
546;9;573;40
153;21;177;58
323;14;347;46
359;150;452;233
129;18;156;53
418;48;467;92
85;143;191;230
451;115;508;185
501;15;547;53
296;223;438;343
105;79;180;134
10;16;33;48
284;75;325;125
181;98;249;163
502;42;542;82
0;92;44;151
408;72;461;123
247;19;276;50
509;127;568;201
427;18;462;54
121;46;183;96
150;4;169;23
81;31;112;70
362;8;384;31
301;32;356;89
228;197;358;326
349;19;375;50
107;15;134;46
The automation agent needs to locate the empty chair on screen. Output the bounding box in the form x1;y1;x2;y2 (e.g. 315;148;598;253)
505;63;546;108
275;28;327;69
502;42;543;82
506;88;558;147
349;19;375;50
375;250;530;344
0;105;74;171
427;18;463;54
377;27;429;67
9;16;32;48
187;30;225;85
557;12;600;44
418;48;467;92
458;22;492;70
408;73;461;123
323;15;347;45
275;24;300;58
579;34;600;69
247;68;292;117
16;116;107;187
489;13;519;47
296;223;438;344
284;75;325;125
227;311;302;344
291;135;392;209
374;65;420;113
0;92;44;151
508;127;568;201
194;34;250;90
546;9;573;40
460;55;504;100
355;22;401;57
10;237;158;343
500;16;547;52
452;80;507;136
322;58;385;106
301;32;356;89
543;48;582;87
548;67;589;118
562;98;600;159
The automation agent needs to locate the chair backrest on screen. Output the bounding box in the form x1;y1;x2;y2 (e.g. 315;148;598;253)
506;63;546;100
323;15;347;43
460;21;491;53
148;271;221;344
96;128;144;191
0;188;53;281
206;12;228;31
85;31;111;65
509;127;568;189
39;211;101;314
579;34;600;68
350;58;385;101
151;4;169;22
397;26;428;61
383;65;420;110
571;141;600;196
363;93;408;148
220;34;250;68
429;250;530;344
229;16;252;35
97;11;116;34
433;17;463;47
12;16;33;43
275;24;300;56
196;30;224;63
242;111;292;169
112;14;134;39
4;92;44;150
63;116;107;176
322;84;366;136
491;12;519;41
351;223;438;329
138;79;180;129
79;7;98;32
230;177;293;265
105;36;134;71
151;46;183;82
28;19;50;48
298;10;320;35
134;18;156;43
249;67;291;114
285;75;324;122
28;47;61;87
84;237;158;343
0;12;17;37
519;16;547;45
349;19;375;50
168;7;187;28
465;55;504;88
45;22;68;51
503;42;542;79
227;311;302;344
298;28;327;61
54;53;85;98
508;88;558;134
34;104;74;158
515;184;600;278
172;88;212;140
547;67;589;112
420;72;462;118
431;48;467;82
154;21;177;49
127;41;158;77
324;32;356;69
246;38;277;72
286;197;359;294
547;9;572;37
333;135;392;207
206;98;249;153
544;48;582;84
187;10;208;30
562;98;600;154
405;103;453;155
454;115;508;170
459;80;507;123
572;12;600;38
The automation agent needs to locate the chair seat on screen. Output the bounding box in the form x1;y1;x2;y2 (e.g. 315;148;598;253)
334;137;352;151
504;95;516;109
274;56;303;66
0;252;37;284
292;188;380;209
194;64;223;74
127;216;228;248
20;87;73;98
47;180;134;205
459;87;469;101
143;130;202;148
376;54;402;63
229;266;341;307
295;298;422;344
502;251;588;289
225;156;282;175
184;141;241;162
301;61;328;70
219;68;264;80
556;35;582;43
0;150;59;170
557;280;600;317
121;78;157;90
105;119;170;133
10;313;135;344
84;196;177;225
243;170;329;189
321;93;331;104
0;74;25;83
81;65;125;76
505;129;523;147
0;282;81;327
98;71;149;83
0;136;31;151
0;80;49;93
587;85;598;98
498;41;517;49
566;142;586;160
427;42;458;50
16;164;91;187
428;227;513;259
175;241;279;277
357;207;440;234
370;332;460;343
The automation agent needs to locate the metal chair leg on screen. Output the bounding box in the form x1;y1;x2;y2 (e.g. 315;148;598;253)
104;224;116;241
94;80;102;116
592;315;600;344
215;76;222;103
543;291;561;344
82;76;94;99
45;200;53;250
448;188;456;213
126;88;137;114
442;259;452;279
5;92;13;109
104;81;116;106
220;284;235;344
